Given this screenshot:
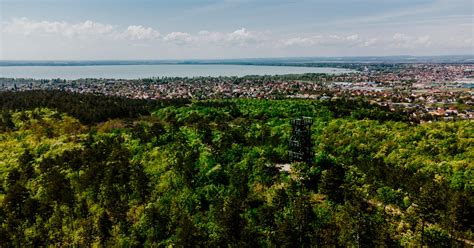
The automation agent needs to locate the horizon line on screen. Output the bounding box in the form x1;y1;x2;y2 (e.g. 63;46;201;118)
2;54;474;62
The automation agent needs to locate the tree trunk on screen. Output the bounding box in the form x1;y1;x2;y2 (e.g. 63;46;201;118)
421;221;424;247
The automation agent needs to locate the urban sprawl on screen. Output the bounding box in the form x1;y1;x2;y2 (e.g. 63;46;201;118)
1;63;473;122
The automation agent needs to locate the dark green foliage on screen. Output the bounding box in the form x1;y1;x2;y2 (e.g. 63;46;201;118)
0;90;189;124
320;162;346;204
0;92;472;247
321;98;410;122
0;111;15;131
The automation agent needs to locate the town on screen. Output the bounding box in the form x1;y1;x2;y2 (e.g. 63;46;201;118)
1;63;473;122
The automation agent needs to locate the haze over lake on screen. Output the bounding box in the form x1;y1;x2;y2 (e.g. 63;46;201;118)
0;64;354;80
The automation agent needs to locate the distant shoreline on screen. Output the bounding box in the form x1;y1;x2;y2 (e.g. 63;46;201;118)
1;55;473;67
0;64;356;80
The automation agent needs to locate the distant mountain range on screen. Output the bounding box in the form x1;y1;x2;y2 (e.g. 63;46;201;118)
1;55;473;66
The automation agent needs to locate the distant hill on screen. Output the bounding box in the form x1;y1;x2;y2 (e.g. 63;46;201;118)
1;55;473;66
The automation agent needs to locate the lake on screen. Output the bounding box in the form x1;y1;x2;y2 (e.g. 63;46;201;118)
0;64;355;79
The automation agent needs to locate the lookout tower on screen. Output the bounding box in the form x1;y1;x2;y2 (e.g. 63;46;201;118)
289;117;313;165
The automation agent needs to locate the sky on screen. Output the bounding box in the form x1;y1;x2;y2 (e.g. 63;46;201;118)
0;0;473;60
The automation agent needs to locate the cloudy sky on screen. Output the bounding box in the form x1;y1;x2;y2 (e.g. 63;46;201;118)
0;0;473;60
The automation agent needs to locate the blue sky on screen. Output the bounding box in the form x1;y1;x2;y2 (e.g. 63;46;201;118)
1;0;473;59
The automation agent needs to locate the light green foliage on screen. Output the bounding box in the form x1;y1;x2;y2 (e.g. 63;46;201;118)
1;99;472;247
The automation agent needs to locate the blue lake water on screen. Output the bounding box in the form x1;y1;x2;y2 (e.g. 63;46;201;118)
0;64;355;79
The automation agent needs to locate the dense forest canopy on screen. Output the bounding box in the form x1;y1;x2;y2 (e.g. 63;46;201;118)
0;90;472;247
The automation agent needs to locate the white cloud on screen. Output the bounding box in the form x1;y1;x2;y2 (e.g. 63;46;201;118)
4;18;256;45
195;28;263;45
281;34;364;47
363;38;378;47
393;33;410;41
227;28;255;43
282;36;319;46
414;35;431;46
1;17;471;59
163;32;194;44
197;30;226;43
392;33;431;48
345;34;359;42
121;25;160;40
280;33;432;50
326;34;362;45
4;18;116;38
463;38;474;47
4;18;68;35
67;20;116;37
3;18;159;41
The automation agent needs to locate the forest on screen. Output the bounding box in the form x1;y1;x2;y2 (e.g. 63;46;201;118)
0;90;472;247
